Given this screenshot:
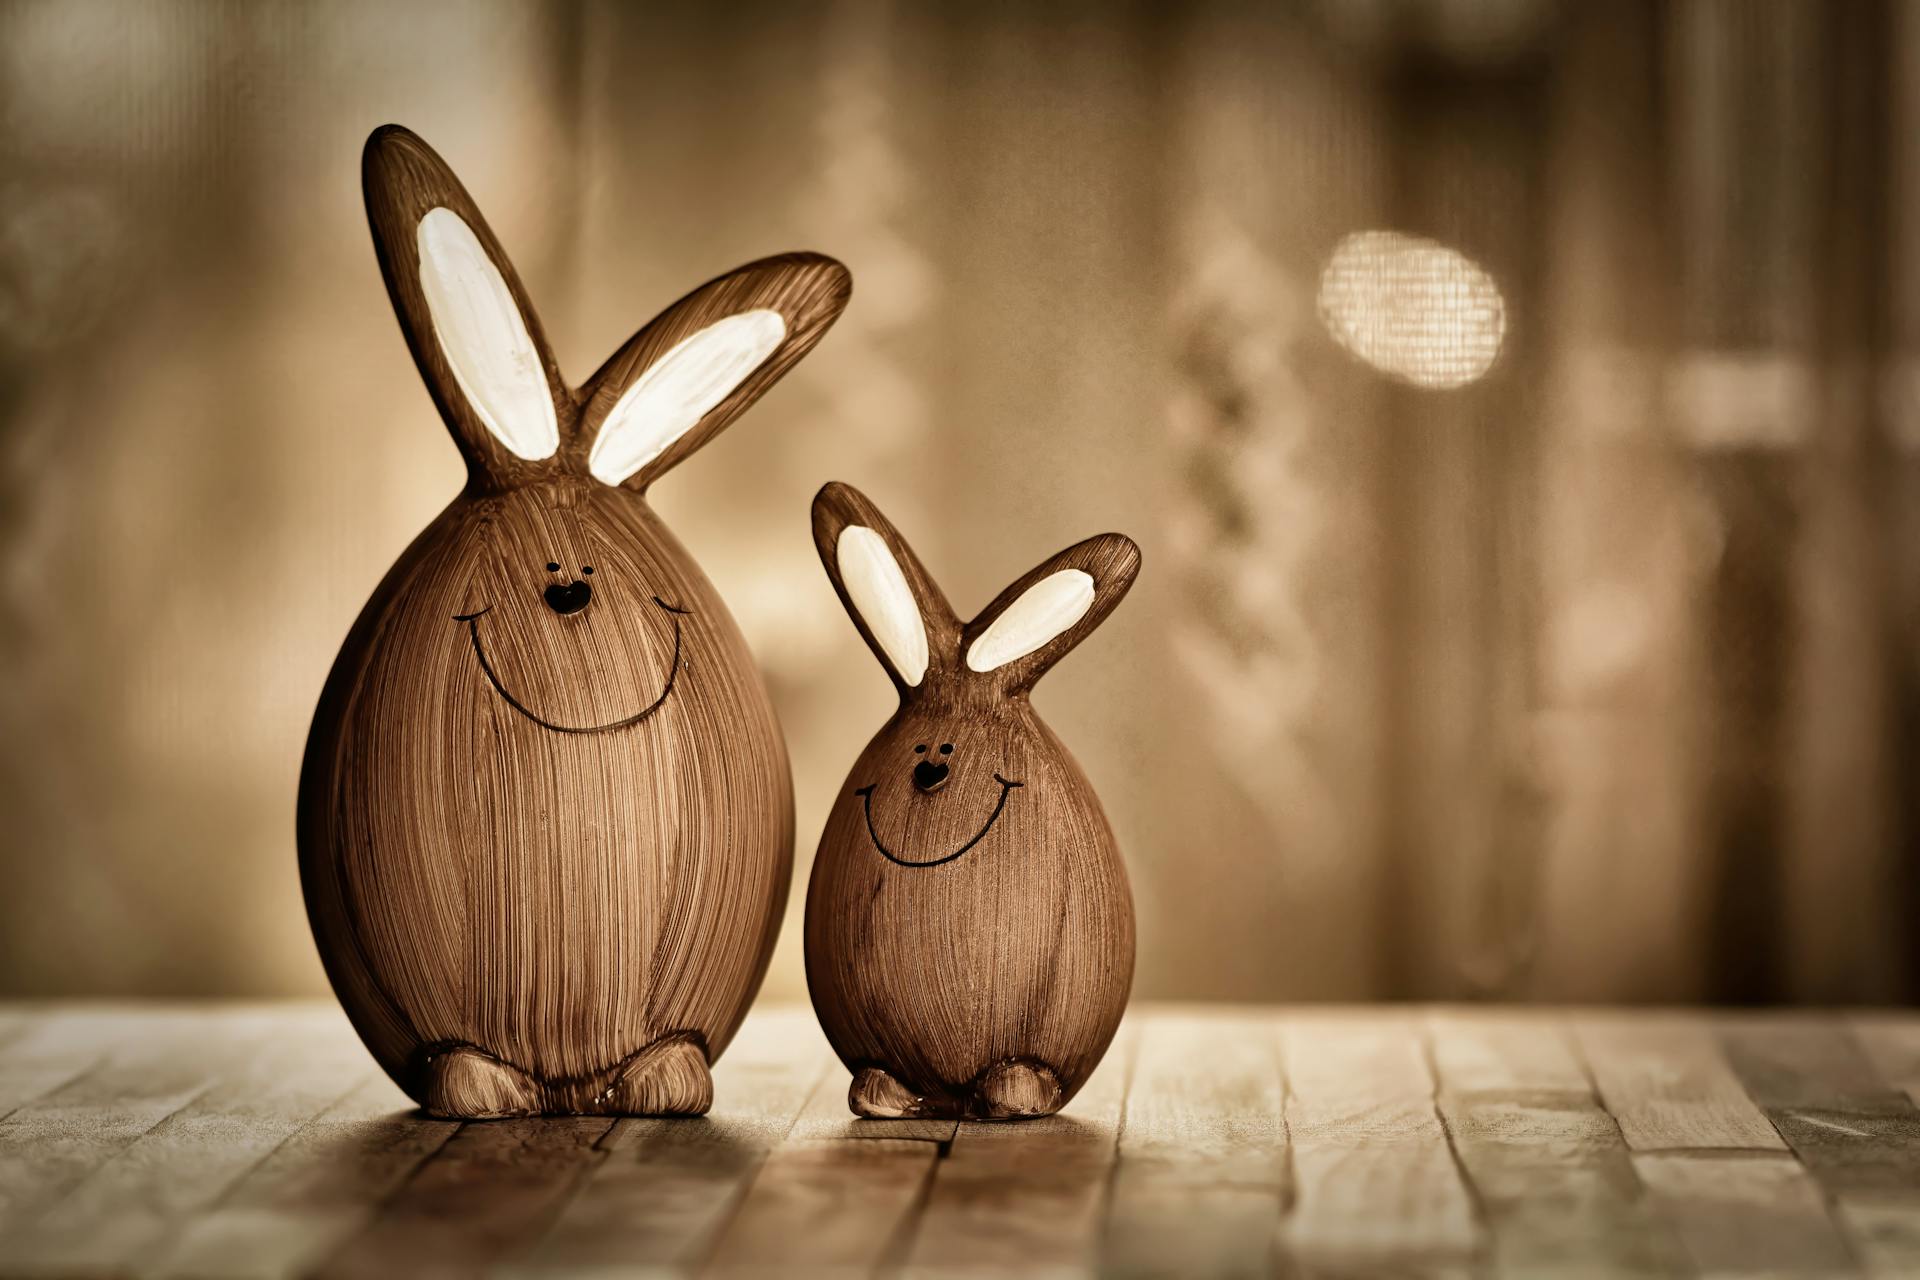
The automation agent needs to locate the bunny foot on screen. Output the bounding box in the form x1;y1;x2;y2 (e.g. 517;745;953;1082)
849;1065;936;1118
595;1032;712;1116
420;1044;543;1119
973;1058;1063;1120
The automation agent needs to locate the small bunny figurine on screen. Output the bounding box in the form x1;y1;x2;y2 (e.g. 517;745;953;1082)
298;125;850;1118
805;482;1140;1119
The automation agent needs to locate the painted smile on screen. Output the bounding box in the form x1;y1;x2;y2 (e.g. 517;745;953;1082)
452;596;689;734
855;773;1024;868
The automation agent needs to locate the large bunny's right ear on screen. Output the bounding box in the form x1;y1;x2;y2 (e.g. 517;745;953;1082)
363;125;572;489
578;254;851;492
963;532;1140;693
812;482;960;695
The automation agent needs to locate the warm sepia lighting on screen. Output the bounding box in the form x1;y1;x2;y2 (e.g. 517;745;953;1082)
3;1;1909;1025
1316;230;1506;388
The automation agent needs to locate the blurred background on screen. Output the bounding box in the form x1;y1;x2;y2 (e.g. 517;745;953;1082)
1;0;1914;1006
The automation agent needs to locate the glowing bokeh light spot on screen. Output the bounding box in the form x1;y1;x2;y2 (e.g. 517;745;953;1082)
1316;230;1506;389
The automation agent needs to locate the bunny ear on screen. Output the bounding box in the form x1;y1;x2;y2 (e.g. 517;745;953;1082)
811;482;960;694
578;254;851;491
362;125;571;487
963;532;1140;692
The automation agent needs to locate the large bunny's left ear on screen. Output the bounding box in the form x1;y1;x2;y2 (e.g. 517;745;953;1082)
963;532;1140;693
363;125;573;489
578;254;851;491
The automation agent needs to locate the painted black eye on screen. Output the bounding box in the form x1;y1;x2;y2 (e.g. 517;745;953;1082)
582;566;594;575
546;562;560;572
914;744;927;754
940;743;953;754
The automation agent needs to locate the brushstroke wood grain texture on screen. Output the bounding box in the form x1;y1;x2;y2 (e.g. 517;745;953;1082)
896;1020;1135;1278
512;1008;828;1275
1104;1011;1288;1280
1574;1011;1788;1150
1718;1015;1920;1275
805;482;1141;1121
1279;1014;1480;1271
299;124;851;1119
6;1004;1920;1278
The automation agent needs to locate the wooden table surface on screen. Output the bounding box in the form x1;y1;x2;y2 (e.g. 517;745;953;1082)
1;1003;1917;1278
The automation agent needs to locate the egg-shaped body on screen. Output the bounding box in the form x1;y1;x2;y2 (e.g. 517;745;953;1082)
299;480;792;1111
804;696;1134;1116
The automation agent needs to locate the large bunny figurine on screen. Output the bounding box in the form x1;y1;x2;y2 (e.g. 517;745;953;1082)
298;125;849;1118
805;482;1140;1119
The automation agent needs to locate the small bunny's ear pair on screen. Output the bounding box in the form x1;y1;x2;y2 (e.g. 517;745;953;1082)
812;483;1140;696
363;125;850;492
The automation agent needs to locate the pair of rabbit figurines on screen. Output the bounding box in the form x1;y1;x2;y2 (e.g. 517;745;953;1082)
298;126;1137;1122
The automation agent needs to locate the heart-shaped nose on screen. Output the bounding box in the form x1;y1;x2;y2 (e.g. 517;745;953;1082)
912;759;949;793
544;580;592;616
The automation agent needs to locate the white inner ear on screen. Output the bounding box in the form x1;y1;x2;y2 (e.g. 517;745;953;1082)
588;309;787;486
837;525;929;686
415;207;558;460
967;569;1096;672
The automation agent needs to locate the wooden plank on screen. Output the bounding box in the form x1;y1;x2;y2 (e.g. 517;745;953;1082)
692;1033;957;1278
0;1004;168;1122
0;1005;365;1275
313;1117;616;1278
0;1002;1907;1278
1849;1014;1920;1107
1763;1108;1920;1194
149;1072;455;1279
1103;1009;1286;1280
512;1009;828;1275
1716;1016;1920;1188
1574;1013;1786;1151
895;1021;1136;1279
1426;1010;1700;1275
1832;1195;1920;1278
705;1136;940;1278
1439;1094;1686;1275
1426;1008;1590;1098
1279;1013;1480;1271
0;1006;246;1239
1718;1016;1920;1276
1631;1152;1855;1276
1717;1016;1911;1114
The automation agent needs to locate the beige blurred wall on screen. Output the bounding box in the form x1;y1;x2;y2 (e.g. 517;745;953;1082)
1;0;1914;1003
